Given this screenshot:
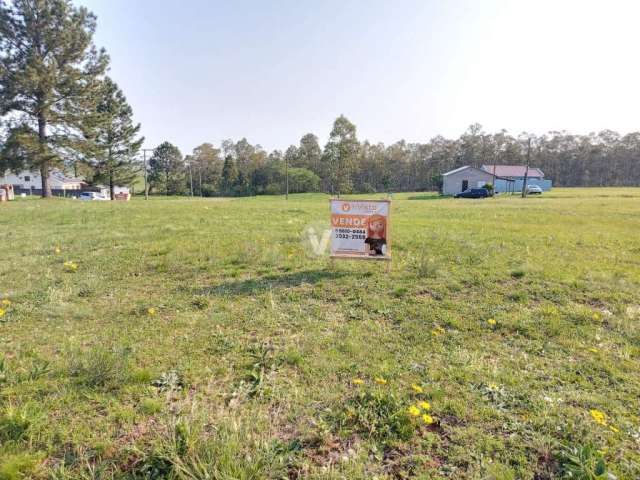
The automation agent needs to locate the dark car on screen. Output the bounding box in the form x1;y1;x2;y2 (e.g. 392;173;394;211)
454;188;490;199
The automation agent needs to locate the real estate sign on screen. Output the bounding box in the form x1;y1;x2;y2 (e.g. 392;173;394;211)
330;199;391;260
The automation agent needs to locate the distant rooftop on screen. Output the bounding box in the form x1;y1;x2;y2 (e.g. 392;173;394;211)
481;165;544;178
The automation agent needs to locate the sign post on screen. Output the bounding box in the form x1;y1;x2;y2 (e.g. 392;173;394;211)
330;199;391;263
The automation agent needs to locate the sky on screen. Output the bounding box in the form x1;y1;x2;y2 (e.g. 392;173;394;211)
82;0;640;154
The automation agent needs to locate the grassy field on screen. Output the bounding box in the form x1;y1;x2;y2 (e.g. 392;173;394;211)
1;188;639;479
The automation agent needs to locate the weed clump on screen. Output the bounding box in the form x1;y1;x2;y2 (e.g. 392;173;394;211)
0;404;37;443
510;269;526;279
415;256;440;278
0;452;42;480
69;346;132;389
139;399;163;416
328;389;414;444
152;370;186;392
557;443;609;479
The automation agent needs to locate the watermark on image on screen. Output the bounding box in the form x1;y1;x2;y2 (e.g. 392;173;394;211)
300;221;331;257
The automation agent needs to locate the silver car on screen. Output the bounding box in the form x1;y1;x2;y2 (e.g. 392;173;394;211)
526;185;543;195
79;192;109;201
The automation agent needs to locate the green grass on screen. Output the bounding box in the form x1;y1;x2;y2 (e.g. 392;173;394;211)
0;188;639;479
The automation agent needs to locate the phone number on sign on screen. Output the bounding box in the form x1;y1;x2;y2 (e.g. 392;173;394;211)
334;228;366;240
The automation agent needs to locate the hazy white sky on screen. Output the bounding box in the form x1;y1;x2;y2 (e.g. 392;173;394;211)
83;0;640;153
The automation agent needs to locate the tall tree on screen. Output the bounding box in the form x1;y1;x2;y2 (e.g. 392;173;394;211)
148;141;184;195
0;0;109;197
322;115;359;195
191;142;222;195
84;77;143;199
283;145;299;169
220;154;238;195
298;133;322;173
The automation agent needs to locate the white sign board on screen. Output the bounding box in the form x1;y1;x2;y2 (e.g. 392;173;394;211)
330;199;391;260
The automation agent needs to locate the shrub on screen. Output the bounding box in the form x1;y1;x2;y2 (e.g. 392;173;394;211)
288;168;320;193
483;183;494;194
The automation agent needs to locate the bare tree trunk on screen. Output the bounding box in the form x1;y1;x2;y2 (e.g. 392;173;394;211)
40;163;50;198
109;170;115;200
38;113;52;198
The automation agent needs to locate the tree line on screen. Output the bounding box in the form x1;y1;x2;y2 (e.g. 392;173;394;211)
149;120;640;197
2;1;638;199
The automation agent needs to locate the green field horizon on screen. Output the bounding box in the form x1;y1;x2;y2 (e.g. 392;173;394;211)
1;188;639;479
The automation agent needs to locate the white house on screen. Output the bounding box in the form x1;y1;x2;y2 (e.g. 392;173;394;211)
441;166;509;195
0;169;84;193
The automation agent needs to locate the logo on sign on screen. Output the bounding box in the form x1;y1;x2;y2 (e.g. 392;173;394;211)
301;222;331;257
341;203;351;212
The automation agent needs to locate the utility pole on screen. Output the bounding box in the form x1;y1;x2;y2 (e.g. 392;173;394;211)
521;138;531;198
285;154;289;200
492;163;497;194
141;148;154;200
188;160;194;197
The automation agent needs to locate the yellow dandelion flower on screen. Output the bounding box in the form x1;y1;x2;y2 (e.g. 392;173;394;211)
609;425;619;433
63;261;78;272
431;326;445;336
54;247;61;254
147;307;157;316
588;347;599;353
422;413;434;425
418;401;431;411
352;378;364;385
487;318;497;326
411;384;423;393
0;308;5;318
592;312;602;321
1;299;10;306
374;377;387;385
408;405;421;417
590;409;607;426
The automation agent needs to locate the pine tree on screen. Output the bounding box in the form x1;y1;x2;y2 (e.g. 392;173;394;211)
148;142;184;195
0;0;109;197
84;78;143;199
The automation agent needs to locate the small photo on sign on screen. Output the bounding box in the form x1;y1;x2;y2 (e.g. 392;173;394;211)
330;199;391;259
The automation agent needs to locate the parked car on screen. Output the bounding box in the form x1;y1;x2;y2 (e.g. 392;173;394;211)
526;185;543;195
454;188;490;199
79;191;109;201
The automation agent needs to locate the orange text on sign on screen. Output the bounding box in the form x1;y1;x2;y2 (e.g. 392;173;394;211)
331;214;370;227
